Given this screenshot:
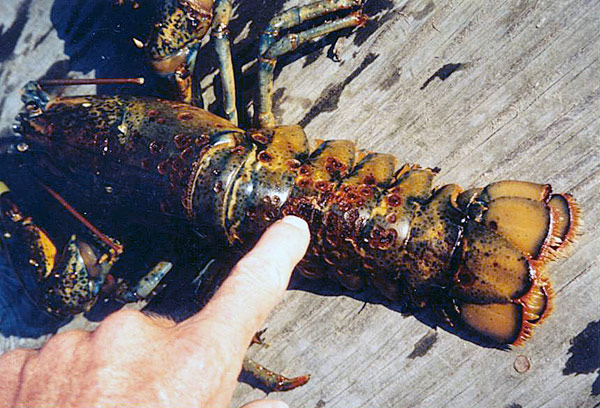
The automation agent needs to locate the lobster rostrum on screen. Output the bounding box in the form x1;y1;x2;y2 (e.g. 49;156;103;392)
4;0;580;364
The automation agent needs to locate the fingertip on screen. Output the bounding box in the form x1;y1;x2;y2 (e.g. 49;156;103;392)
270;215;310;253
249;216;310;276
280;215;309;235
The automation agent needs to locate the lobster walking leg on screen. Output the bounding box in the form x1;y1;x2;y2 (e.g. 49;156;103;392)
211;0;238;125
242;357;310;392
257;0;368;127
115;261;174;303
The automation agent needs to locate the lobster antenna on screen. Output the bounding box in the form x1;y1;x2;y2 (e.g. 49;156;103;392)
40;183;124;255
38;77;145;87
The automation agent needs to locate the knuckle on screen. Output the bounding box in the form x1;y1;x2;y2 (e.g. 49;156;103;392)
95;310;148;337
43;329;90;353
105;309;146;325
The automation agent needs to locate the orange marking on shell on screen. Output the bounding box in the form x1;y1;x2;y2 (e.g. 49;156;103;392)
251;132;270;145
157;160;169;175
386;193;402;207
287;159;301;170
257;150;273;163
325;156;347;175
174;133;192;150
297;264;324;279
149;140;163;155
359;185;374;197
298;164;312;176
195;134;210;146
171;157;184;172
178;111;194;121
232;145;246;155
180;146;195;160
315;180;330;192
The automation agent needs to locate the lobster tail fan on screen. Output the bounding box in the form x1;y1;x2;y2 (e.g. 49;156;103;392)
454;181;580;345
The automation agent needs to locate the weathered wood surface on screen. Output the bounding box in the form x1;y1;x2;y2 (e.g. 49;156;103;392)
0;0;598;407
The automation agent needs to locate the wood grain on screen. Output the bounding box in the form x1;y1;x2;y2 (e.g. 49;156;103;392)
0;1;598;407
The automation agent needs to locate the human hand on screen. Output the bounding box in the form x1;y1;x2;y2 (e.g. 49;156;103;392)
0;216;310;408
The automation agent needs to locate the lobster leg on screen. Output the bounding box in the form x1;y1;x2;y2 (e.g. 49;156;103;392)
115;261;173;303
257;0;368;127
242;357;310;392
211;0;238;125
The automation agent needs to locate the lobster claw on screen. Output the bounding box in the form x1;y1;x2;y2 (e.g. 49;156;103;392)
0;181;122;317
145;0;214;104
42;234;119;316
451;181;579;345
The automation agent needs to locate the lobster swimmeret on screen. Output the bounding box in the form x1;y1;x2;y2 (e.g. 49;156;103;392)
12;80;579;346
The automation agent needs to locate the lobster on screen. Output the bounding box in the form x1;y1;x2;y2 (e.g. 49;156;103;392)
0;0;581;393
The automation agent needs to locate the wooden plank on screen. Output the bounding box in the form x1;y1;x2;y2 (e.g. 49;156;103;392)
0;1;598;407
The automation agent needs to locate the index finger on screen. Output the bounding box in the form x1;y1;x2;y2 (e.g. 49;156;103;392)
177;216;310;358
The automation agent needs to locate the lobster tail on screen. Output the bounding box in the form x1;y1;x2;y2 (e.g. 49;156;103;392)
452;181;580;345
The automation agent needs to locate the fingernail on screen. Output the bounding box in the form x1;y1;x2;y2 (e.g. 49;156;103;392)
281;215;309;232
